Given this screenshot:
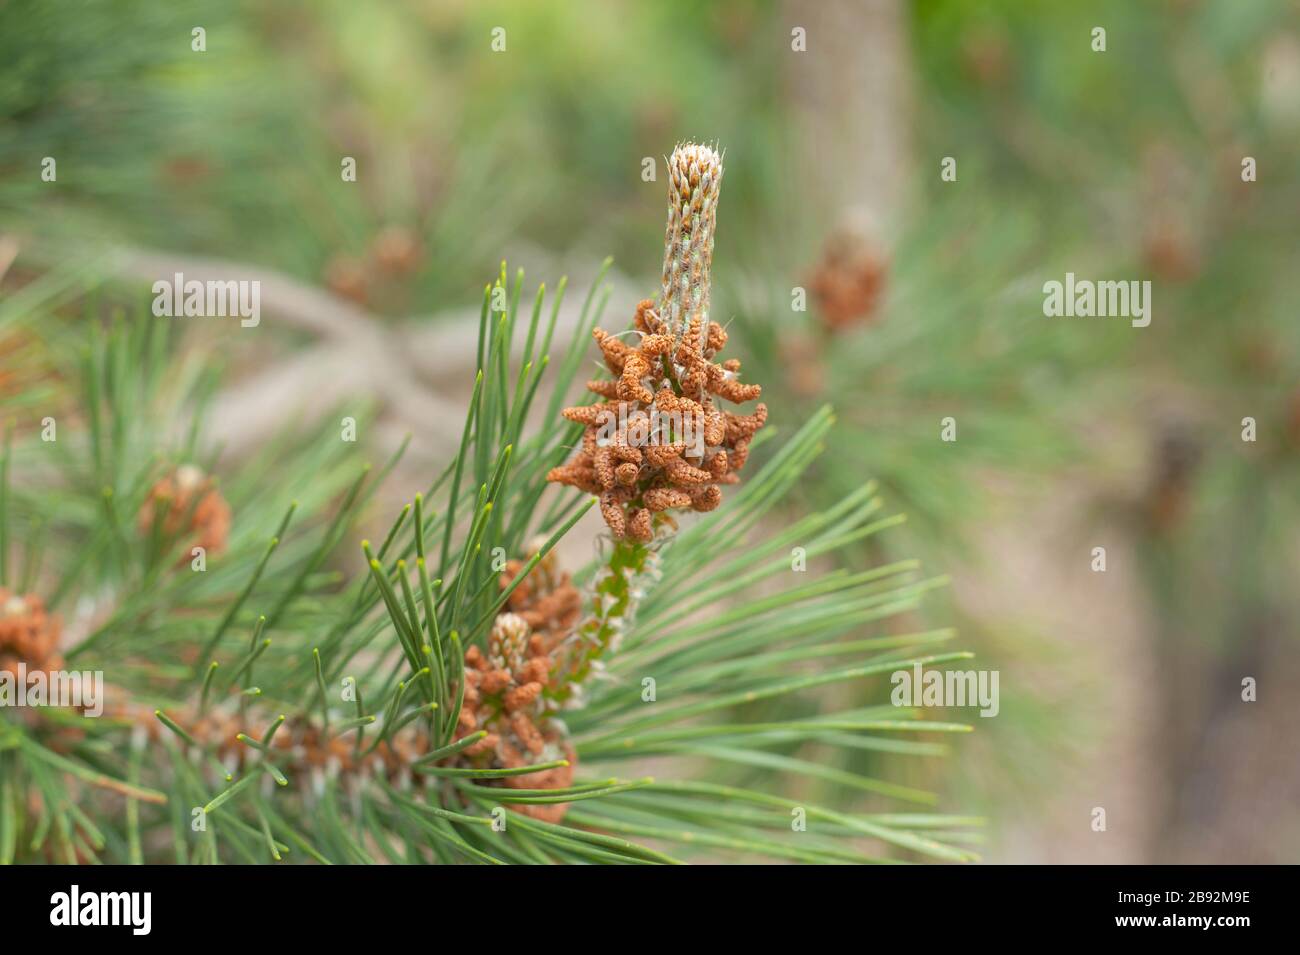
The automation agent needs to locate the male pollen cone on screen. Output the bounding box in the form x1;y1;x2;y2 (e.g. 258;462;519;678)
547;143;767;540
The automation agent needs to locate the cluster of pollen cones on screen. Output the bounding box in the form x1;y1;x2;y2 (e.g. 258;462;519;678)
0;589;63;678
548;143;767;540
137;464;231;561
450;551;584;821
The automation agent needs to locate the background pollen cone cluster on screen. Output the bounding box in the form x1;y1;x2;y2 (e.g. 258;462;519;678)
548;143;767;540
451;551;582;821
0;590;63;679
137;464;232;563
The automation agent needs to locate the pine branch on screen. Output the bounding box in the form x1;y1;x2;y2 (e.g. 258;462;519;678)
0;145;978;865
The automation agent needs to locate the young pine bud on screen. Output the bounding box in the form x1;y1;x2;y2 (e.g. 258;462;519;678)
659;142;723;342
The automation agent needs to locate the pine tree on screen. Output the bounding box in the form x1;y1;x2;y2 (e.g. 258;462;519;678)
0;144;978;865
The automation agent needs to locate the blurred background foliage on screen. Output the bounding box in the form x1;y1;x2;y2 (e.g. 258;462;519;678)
2;0;1297;861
